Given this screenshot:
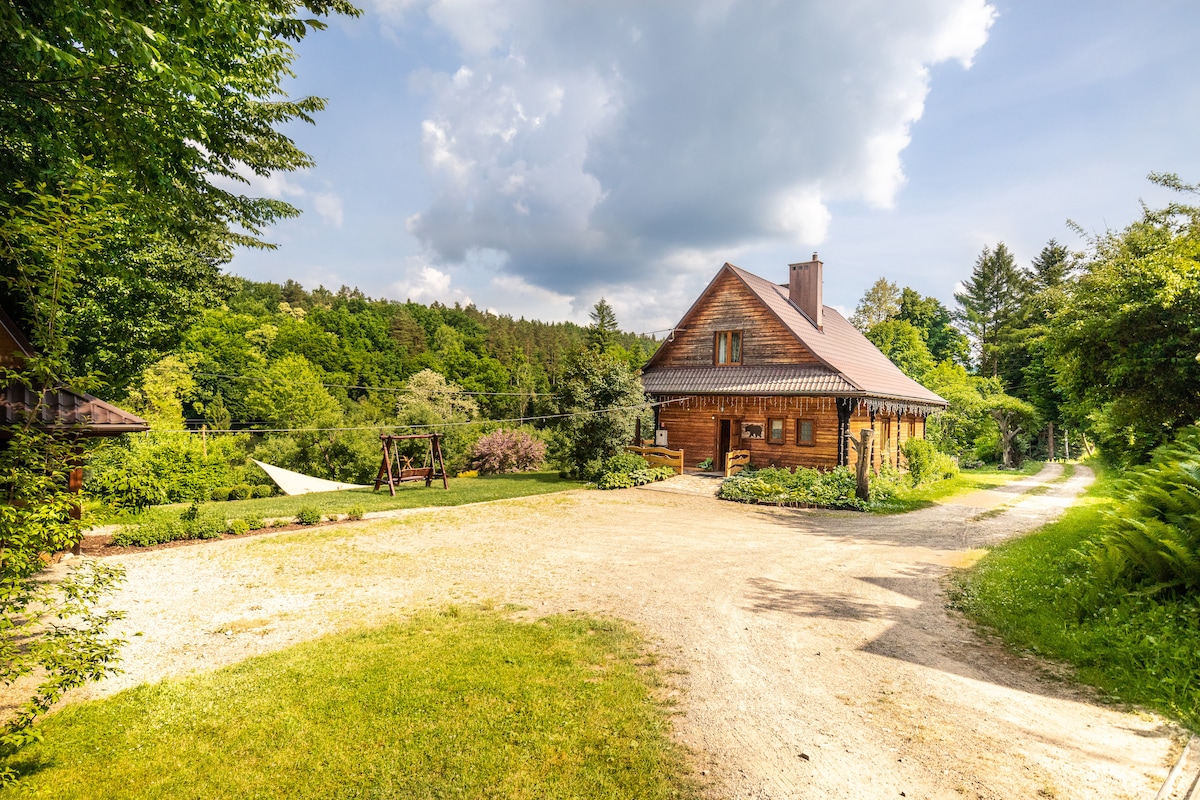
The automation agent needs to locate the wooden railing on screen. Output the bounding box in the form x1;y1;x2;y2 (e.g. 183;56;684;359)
625;445;685;475
725;450;751;477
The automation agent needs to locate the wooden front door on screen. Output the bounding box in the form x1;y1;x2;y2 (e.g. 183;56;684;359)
715;418;734;471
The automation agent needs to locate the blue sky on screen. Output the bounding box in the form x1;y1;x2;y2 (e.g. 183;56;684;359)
226;0;1200;333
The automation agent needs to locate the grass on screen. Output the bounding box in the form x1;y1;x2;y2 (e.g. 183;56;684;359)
949;462;1200;730
871;460;1045;514
107;472;586;527
0;609;699;799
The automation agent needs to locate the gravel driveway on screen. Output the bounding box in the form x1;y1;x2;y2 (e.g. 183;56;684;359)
45;464;1188;798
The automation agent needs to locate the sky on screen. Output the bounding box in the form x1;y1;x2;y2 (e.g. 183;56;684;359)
225;0;1200;334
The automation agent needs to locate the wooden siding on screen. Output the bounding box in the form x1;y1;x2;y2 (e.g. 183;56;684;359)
657;270;821;368
658;395;929;472
658;395;842;469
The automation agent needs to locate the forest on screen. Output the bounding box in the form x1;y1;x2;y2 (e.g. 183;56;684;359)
81;275;659;509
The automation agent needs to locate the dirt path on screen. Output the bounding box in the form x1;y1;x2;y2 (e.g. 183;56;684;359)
48;464;1186;798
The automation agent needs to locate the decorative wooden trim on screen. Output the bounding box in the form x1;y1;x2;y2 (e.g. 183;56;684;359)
725;449;751;477
625;445;685;475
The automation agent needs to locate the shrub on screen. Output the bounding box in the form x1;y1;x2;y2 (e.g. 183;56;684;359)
902;439;935;485
718;465;865;510
603;452;648;476
469;429;547;474
183;513;225;540
456;470;479;479
228;484;252;501
346;506;365;521
271;519;290;528
252;484;274;498
597;465;680;490
244;516;265;530
227;519;250;536
112;520;183;547
696;457;713;470
210;486;231;502
295;507;321;525
598;471;636;490
91;470;169;512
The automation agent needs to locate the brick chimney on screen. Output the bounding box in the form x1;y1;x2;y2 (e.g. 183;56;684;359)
788;253;823;329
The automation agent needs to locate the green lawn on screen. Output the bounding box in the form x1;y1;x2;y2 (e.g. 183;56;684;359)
871;460;1045;514
109;472;586;527
949;463;1200;729
0;609;699;799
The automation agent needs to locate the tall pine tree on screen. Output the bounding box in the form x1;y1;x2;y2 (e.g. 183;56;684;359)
954;243;1027;377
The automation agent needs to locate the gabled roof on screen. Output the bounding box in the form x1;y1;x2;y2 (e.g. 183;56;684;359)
644;262;947;407
0;307;149;437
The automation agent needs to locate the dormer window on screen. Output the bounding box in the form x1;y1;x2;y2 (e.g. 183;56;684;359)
715;330;742;365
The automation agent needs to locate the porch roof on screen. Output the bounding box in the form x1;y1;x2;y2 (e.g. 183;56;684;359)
642;365;857;395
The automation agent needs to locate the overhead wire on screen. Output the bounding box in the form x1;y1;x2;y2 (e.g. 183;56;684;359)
152;396;691;435
192;372;558;397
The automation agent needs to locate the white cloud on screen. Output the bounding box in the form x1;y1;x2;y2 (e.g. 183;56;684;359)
388;260;473;306
388;0;996;300
312;192;345;228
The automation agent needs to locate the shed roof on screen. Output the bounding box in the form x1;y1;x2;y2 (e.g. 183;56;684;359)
643;262;948;408
0;307;149;437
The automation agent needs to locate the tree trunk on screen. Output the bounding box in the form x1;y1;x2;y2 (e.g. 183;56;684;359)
850;428;874;502
989;409;1022;468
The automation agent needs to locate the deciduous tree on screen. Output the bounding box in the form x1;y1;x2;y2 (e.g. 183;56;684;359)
1052;174;1200;464
850;278;901;330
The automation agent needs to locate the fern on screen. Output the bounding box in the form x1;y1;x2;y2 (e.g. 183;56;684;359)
1093;427;1200;596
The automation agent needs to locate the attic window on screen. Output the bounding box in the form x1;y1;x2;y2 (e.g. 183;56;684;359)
714;330;742;365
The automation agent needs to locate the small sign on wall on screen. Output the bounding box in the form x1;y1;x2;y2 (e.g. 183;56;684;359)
741;422;764;440
655;428;669;447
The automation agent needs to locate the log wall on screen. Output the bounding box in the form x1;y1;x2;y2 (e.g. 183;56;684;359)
658;270;819;367
658;395;928;472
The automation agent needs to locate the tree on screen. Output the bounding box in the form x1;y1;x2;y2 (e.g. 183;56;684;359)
555;349;645;477
0;0;360;390
850;278;900;330
864;320;935;381
954;243;1027;377
587;298;620;351
1052;174;1200;464
986;394;1039;469
395;370;479;473
896;288;970;365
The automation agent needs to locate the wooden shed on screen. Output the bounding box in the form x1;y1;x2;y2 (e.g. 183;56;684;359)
641;257;947;472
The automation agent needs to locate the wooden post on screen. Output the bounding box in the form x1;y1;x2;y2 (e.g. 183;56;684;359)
1047;422;1055;462
1065;428;1070;460
635;416;642;446
850;428;874;502
432;432;448;489
69;467;83;555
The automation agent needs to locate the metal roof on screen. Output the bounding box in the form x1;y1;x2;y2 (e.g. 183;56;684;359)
1;383;149;437
642;365;857;395
0;307;149;437
643;263;948;407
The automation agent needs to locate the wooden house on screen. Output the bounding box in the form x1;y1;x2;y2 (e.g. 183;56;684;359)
641;256;947;471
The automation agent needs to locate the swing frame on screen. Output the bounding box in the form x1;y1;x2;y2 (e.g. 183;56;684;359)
374;432;449;494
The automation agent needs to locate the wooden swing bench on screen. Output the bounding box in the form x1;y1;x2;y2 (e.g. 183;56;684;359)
374;432;449;495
